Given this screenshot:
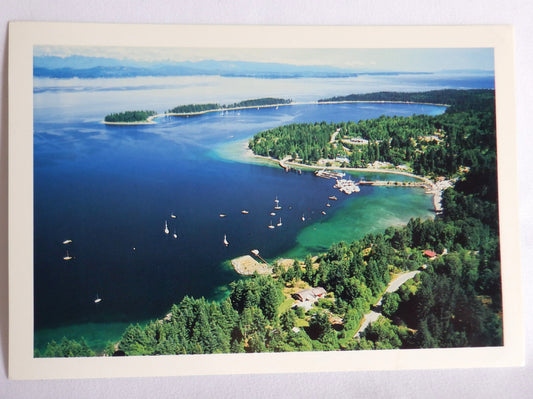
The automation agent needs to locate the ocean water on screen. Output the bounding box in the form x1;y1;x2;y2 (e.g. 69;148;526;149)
33;73;492;352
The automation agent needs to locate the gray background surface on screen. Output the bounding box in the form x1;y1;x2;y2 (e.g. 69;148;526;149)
1;0;532;397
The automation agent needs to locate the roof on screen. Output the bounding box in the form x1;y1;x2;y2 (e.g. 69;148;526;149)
424;250;437;258
293;287;327;302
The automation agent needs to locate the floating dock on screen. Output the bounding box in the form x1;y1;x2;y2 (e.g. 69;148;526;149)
315;169;345;179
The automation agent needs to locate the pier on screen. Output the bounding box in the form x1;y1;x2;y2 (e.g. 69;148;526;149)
279;157;291;172
358;180;429;188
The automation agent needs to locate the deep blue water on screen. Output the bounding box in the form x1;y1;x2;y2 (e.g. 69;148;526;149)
33;73;494;348
33;102;445;330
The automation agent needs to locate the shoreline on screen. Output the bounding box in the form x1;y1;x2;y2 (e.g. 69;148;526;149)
247;151;445;214
102;99;448;125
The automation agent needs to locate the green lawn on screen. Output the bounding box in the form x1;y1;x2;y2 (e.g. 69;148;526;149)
278;298;295;315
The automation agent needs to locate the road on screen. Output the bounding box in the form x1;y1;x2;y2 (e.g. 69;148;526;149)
354;270;420;338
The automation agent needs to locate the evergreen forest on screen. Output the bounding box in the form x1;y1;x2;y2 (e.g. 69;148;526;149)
104;110;157;123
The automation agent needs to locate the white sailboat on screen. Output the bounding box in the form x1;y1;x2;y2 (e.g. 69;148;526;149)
173;230;178;239
268;220;275;229
164;220;169;235
94;294;102;304
223;234;229;247
170;212;177;219
63;250;72;261
62;239;72;245
277;217;282;227
274;197;281;210
301;214;305;221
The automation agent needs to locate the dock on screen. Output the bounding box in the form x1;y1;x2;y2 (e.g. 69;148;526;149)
315;169;346;179
231;255;272;275
279;156;292;172
358;180;429;188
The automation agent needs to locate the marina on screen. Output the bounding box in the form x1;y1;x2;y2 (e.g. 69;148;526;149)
334;178;361;194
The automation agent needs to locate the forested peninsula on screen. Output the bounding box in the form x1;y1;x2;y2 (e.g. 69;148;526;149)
40;89;502;357
104;98;293;124
250;90;496;180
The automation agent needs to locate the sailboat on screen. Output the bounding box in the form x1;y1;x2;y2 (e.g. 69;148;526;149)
173;230;178;239
268;221;275;229
62;239;72;245
164;220;169;235
277;217;282;227
63;250;72;261
301;214;305;221
223;234;229;247
274;197;281;210
170;212;177;219
94;294;102;304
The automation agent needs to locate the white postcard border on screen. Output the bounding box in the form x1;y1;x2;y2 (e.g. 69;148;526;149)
8;22;522;379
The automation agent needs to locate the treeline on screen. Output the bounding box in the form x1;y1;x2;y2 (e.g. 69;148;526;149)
168;98;292;114
168;103;220;114
228;97;292;108
35;337;95;357
249;90;496;179
319;89;495;113
104;110;156;123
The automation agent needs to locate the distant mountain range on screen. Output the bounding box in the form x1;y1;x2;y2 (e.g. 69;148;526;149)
33;55;358;79
34;55;450;79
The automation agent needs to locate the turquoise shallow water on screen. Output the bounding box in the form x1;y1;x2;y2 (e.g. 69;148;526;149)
280;184;433;259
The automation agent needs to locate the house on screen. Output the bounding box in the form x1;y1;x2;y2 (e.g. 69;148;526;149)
423;250;437;259
293;287;327;302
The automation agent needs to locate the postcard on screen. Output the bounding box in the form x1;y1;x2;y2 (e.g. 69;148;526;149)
8;22;523;379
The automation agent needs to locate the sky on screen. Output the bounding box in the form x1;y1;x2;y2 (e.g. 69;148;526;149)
34;46;494;73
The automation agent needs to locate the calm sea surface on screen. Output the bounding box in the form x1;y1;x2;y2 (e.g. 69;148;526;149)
33;73;493;351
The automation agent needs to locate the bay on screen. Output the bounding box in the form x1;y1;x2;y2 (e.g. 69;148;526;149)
33;73;492;352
